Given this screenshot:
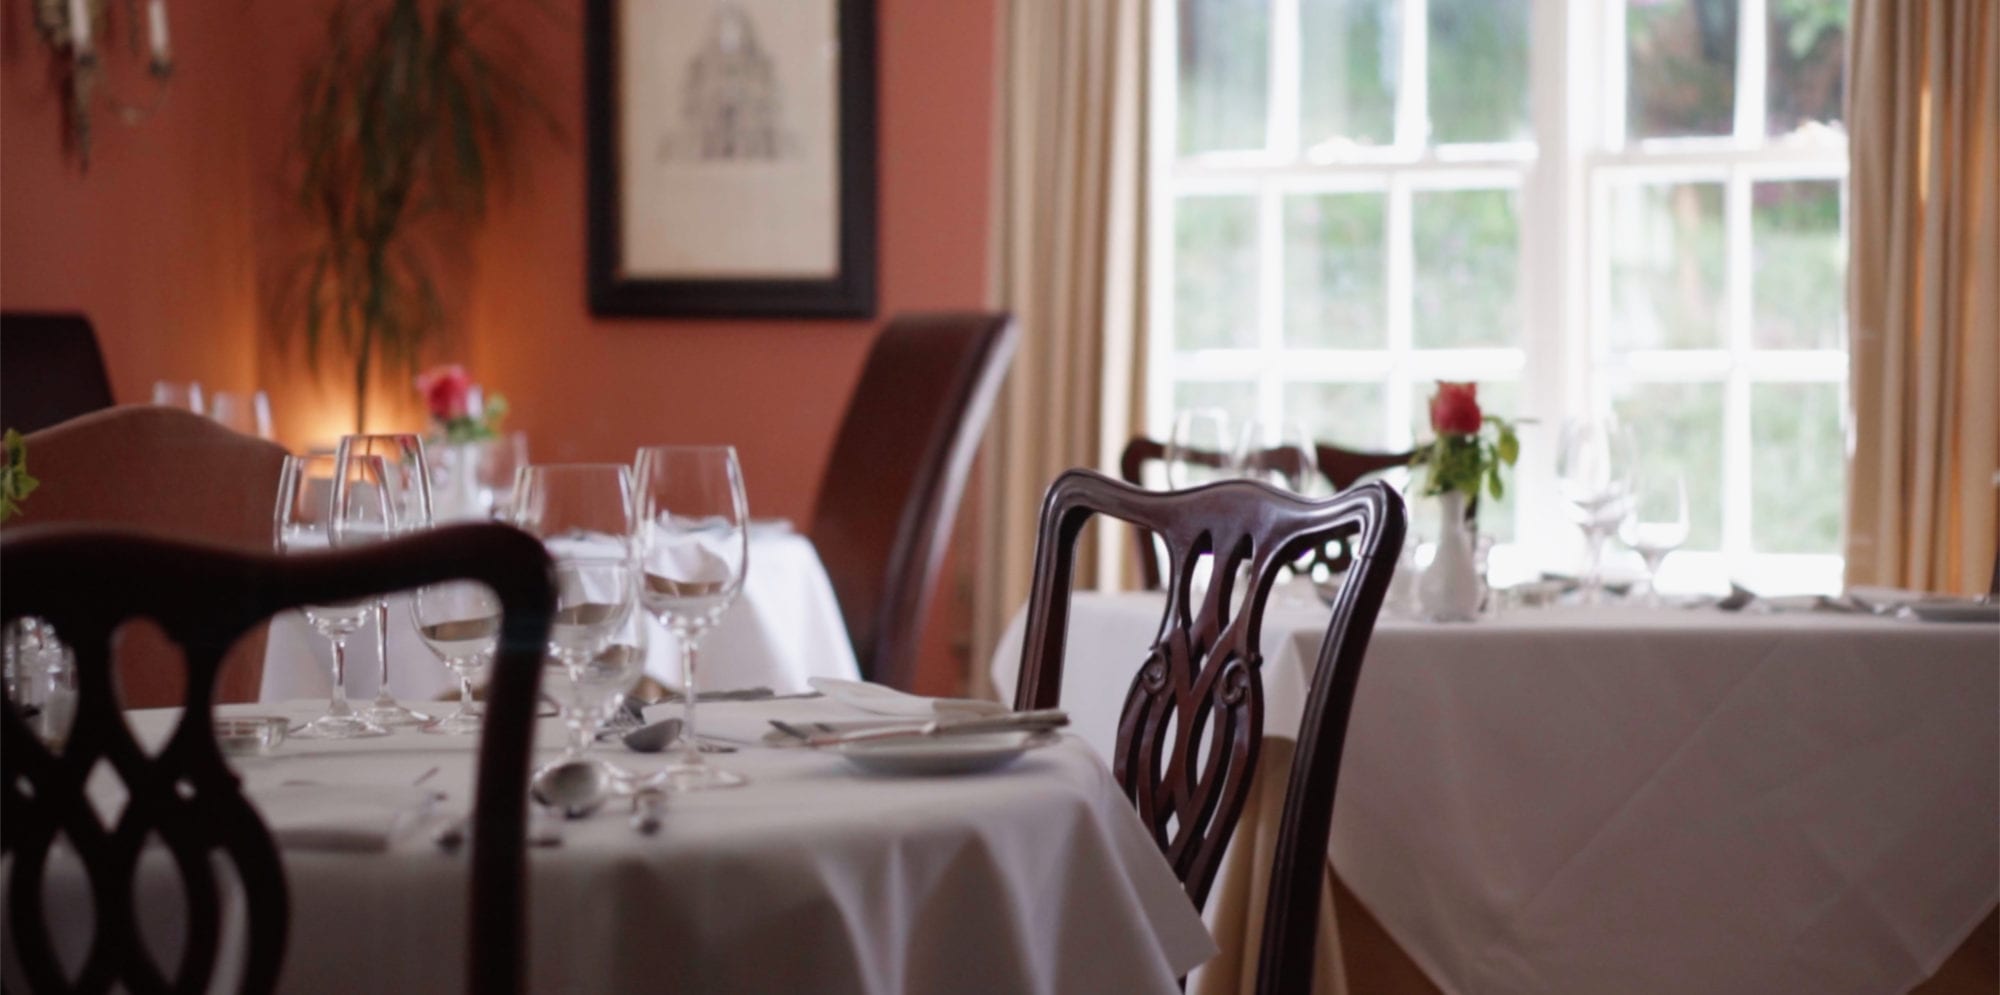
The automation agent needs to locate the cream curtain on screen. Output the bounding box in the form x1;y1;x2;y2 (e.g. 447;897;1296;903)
1844;0;2000;595
972;0;1148;690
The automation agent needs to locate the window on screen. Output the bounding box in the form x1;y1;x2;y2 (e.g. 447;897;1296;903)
1148;0;1849;590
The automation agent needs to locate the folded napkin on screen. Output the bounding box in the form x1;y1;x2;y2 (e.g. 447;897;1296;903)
807;677;1009;719
246;783;439;853
637;517;743;585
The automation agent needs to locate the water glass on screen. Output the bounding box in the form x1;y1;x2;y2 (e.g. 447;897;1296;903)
1555;414;1635;604
1166;409;1233;489
414;581;501;735
210;390;274;439
336;434;435;727
1620;469;1690;606
275;453;392;738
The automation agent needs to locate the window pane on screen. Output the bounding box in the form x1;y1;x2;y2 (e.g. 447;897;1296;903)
1300;0;1397;148
1286;381;1386;450
1173;380;1259;426
1413;189;1520;348
1285;194;1387;348
1408;380;1521;540
1612;382;1724;550
1179;0;1270;154
1753;180;1844;350
1627;0;1738;141
1752;383;1843;554
1768;0;1847;137
1607;182;1725;350
1175;196;1260;350
1428;0;1531;144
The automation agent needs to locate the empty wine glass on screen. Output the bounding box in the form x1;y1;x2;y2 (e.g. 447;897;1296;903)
151;381;205;414
633;445;749;792
1620;469;1690;607
513;464;638;774
414;580;500;735
210;390;274;439
480;431;531;520
274;453;392;739
336;433;435;727
1555;414;1635;604
1166;409;1233;488
1233;418;1320;495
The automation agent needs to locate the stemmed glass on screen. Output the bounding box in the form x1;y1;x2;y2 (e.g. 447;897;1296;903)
335;433;435;727
151;381;204;414
413;580;500;735
1620;469;1690;607
1165;409;1233;488
210;390;274;439
512;464;639;774
274;453;392;739
1555;414;1636;604
633;445;749;792
1233;418;1320;495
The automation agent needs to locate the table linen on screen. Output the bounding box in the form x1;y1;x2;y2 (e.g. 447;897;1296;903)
991;594;1999;995
6;699;1214;994
260;525;860;702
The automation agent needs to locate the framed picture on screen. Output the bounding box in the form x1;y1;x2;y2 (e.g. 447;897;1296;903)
586;0;876;317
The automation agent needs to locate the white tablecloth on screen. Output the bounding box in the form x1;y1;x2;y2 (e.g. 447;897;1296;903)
261;525;861;702
10;699;1215;994
991;594;1999;995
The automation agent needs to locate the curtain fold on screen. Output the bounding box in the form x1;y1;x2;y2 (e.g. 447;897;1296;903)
972;0;1147;688
1844;0;2000;595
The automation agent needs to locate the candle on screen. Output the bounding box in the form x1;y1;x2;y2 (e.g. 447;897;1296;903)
146;0;170;68
66;0;91;55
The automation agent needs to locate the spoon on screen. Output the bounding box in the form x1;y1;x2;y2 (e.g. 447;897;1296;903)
530;759;611;819
630;788;667;835
620;718;737;754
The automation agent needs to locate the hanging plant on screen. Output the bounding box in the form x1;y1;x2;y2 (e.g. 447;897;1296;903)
276;0;554;433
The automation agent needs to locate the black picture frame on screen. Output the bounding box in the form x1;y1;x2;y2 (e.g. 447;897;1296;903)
586;0;876;318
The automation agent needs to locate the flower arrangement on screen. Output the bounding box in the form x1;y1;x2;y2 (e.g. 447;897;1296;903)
415;365;509;444
1414;382;1519;499
1;429;39;523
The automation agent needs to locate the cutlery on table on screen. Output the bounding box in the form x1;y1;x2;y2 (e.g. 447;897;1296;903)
769;709;1069;748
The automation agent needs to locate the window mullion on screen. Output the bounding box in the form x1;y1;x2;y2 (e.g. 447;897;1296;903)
1386;177;1415;448
1724;169;1755;559
1398;0;1430;152
1736;0;1769;142
1258;186;1286;428
1269;0;1301;161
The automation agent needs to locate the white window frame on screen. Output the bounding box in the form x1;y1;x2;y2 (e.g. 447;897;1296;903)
1144;0;1850;593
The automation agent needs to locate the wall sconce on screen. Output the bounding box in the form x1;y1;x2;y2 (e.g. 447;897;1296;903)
32;0;174;170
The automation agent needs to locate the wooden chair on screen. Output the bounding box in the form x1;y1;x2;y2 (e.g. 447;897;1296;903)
1117;436;1415;589
8;406;289;706
1;311;117;434
0;524;553;995
1013;469;1406;994
810;311;1018;689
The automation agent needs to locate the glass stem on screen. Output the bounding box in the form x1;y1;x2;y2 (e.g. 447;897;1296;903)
328;635;351;716
458;669;476;716
566;719;591;759
680;629;704;768
1582;529;1607;605
374;599;394;702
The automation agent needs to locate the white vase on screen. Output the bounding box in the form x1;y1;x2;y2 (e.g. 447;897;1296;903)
1418;491;1483;622
431;441;493;522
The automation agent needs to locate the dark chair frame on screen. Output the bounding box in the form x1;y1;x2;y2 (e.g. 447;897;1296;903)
1117;436;1415;589
1013;469;1406;994
0;524;553;995
811;311;1018;689
0;311;116;434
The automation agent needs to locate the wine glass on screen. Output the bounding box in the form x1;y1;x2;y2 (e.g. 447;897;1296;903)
1233;418;1320;495
413;580;500;735
1555;414;1635;604
480;431;531;520
1165;409;1233;488
335;433;435;727
210;390;274;439
151;380;205;414
512;464;638;774
274;453;392;739
632;445;749;792
1620;469;1690;607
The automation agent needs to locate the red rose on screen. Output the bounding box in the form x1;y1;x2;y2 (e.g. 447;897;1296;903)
415;365;472;421
1429;382;1482;436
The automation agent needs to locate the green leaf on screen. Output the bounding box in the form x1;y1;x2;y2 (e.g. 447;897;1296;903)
1497;426;1519;466
1487;464;1504;500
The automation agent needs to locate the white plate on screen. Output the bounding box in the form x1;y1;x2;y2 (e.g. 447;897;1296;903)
808;676;1009;719
1904;600;2000;624
834;732;1043;776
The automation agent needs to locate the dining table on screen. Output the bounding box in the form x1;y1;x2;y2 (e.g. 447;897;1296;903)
3;696;1216;994
259;521;860;703
990;590;1999;995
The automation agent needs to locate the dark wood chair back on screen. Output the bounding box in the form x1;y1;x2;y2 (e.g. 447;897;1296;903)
810;311;1018;689
1117;436;1414;588
1013;469;1405;993
1;311;116;433
0;524;553;995
10;406;291;707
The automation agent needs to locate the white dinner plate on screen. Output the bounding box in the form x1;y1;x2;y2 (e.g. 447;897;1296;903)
834;732;1045;776
1903;600;2000;624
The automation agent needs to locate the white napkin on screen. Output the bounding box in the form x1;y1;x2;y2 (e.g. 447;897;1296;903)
807;677;1009;719
638;518;743;583
246;783;439;853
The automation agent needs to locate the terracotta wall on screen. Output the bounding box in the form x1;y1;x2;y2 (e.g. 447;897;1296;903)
2;0;1000;691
